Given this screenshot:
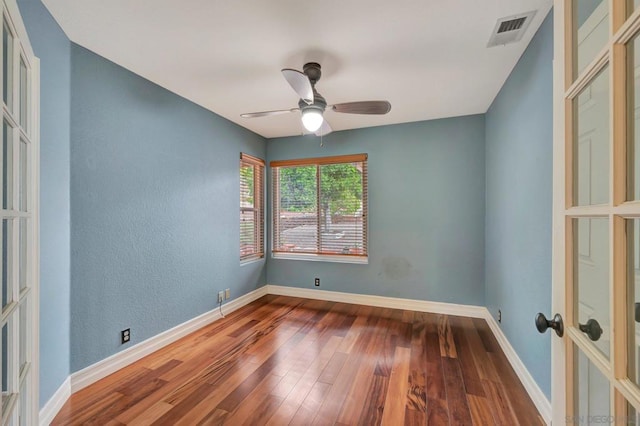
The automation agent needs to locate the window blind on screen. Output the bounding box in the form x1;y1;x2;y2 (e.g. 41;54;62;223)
240;153;265;261
271;154;368;259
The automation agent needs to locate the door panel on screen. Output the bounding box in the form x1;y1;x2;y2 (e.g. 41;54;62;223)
554;1;640;424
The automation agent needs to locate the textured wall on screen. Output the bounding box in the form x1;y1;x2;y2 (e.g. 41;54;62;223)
485;11;553;399
267;116;486;306
69;45;266;372
17;0;71;407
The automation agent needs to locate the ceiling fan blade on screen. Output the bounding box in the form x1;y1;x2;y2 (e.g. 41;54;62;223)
331;101;391;115
282;69;314;105
315;120;332;136
240;108;298;118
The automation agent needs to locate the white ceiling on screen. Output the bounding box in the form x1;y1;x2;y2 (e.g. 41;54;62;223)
41;0;552;139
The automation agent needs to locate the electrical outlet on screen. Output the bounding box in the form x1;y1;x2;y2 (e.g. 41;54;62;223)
498;310;502;323
121;328;130;344
225;288;230;300
218;291;224;303
314;278;320;287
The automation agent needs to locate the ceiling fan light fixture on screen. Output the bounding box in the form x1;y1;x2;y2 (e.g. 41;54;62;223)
301;108;324;132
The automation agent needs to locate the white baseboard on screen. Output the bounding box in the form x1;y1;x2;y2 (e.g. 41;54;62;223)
70;285;268;394
39;376;70;426
266;284;487;318
40;284;551;425
483;311;551;425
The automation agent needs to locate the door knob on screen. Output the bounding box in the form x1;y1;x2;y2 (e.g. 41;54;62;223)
579;318;603;342
535;312;564;337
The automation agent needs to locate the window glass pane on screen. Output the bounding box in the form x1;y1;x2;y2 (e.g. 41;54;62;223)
319;163;365;255
19;218;25;292
575;67;609;206
623;219;640;391
19;300;26;372
18;57;26;131
2;322;7;393
574;344;610;422
628;400;640;425
630;31;640;201
275;165;318;253
574;0;609;80
19;377;28;426
3;20;12;110
18;140;25;212
2;219;8;310
3;120;12;210
240;210;256;258
574;218;610;359
240;163;254;208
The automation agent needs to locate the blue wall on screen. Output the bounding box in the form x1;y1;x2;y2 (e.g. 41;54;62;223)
17;0;71;407
485;11;553;398
69;45;266;371
267;116;486;306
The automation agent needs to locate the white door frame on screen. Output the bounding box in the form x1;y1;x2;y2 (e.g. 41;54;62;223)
0;0;39;423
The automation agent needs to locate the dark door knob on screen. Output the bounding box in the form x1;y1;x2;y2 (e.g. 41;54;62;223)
535;312;564;337
635;303;640;323
579;318;603;341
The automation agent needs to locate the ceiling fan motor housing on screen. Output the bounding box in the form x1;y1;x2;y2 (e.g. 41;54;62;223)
303;62;322;84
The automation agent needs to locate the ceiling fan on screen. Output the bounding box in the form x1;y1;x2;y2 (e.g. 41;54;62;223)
240;62;391;136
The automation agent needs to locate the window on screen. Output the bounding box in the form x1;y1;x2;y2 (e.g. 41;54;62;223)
271;154;368;263
240;153;264;261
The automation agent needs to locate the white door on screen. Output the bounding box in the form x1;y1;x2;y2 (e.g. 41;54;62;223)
551;0;640;424
0;0;38;424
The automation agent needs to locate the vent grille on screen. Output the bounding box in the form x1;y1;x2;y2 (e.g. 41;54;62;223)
497;17;526;33
487;11;536;47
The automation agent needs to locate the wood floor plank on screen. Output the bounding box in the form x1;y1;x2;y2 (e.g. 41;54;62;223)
336;317;392;424
126;401;173;426
468;394;496;425
289;381;332;426
427;397;450;425
51;295;543;425
358;373;389;426
311;315;383;425
482;379;519;426
219;373;284;425
442;357;473;426
380;346;411;426
438;314;458;358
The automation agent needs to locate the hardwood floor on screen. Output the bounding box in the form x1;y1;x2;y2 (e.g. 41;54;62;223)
51;295;544;425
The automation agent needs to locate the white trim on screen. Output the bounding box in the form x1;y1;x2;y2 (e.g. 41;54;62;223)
266;284;486;318
70;286;268;393
483;311;552;425
271;252;368;264
552;2;568;425
38;376;70;426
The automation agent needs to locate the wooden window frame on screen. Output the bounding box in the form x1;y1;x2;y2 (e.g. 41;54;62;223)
240;153;264;262
270;153;368;264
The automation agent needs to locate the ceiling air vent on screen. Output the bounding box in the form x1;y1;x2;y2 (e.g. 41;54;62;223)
487;11;536;48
